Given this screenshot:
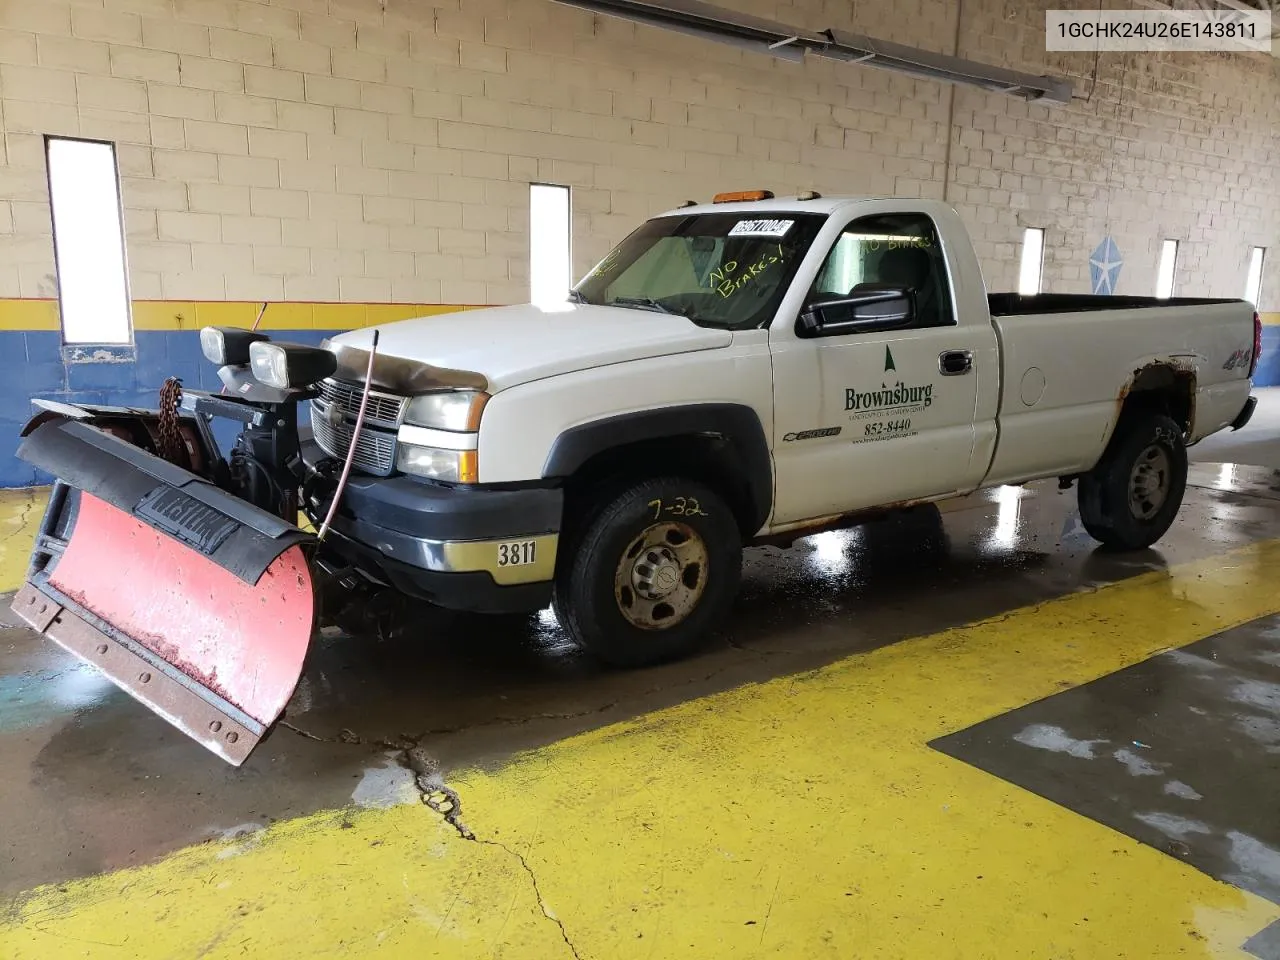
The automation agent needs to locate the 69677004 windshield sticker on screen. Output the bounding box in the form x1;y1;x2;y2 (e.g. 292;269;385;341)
727;219;794;237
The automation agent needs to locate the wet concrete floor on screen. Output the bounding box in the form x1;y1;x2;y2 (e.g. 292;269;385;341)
2;454;1280;907
1191;387;1280;470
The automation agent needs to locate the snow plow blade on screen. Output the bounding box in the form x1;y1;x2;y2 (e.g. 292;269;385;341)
11;412;316;765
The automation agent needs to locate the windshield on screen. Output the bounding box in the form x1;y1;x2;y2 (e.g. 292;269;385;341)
573;212;827;329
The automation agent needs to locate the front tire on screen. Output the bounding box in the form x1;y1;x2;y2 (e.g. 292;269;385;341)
1078;412;1187;550
554;477;742;667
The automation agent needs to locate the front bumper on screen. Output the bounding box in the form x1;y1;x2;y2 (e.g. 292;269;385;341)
303;440;562;614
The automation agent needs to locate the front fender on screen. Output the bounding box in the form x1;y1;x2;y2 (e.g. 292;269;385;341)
541;403;774;533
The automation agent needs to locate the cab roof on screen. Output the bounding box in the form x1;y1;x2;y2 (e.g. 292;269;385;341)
652;195;960;222
655;195;865;218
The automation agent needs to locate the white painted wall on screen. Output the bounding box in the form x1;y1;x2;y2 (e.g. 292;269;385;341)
0;0;1276;309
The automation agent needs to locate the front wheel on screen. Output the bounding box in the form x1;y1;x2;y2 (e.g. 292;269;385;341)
1078;412;1188;550
553;477;742;667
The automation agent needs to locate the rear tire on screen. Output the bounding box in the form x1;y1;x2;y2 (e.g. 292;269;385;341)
1078;412;1187;550
553;477;742;667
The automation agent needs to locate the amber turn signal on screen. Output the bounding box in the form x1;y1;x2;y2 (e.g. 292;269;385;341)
458;450;479;484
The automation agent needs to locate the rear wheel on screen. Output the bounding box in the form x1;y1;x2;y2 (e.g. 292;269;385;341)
1078;412;1187;550
553;477;742;667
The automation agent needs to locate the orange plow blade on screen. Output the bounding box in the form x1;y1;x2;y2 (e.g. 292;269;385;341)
12;414;317;765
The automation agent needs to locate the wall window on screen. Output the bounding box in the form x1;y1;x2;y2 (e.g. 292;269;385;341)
1017;227;1045;295
529;183;571;307
1244;246;1266;307
1155;239;1179;299
45;137;132;344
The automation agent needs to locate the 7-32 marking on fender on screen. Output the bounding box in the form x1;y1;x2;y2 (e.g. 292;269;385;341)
647;497;709;520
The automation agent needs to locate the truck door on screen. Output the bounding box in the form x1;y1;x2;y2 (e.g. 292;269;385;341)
769;209;997;525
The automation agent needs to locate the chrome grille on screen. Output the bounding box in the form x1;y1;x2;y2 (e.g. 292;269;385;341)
310;378;407;476
314;378;407;429
311;408;398;476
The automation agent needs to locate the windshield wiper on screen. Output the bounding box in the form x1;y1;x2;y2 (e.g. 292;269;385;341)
609;296;686;317
567;289;591;304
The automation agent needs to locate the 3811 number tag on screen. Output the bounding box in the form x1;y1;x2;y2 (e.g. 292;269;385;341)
497;540;537;566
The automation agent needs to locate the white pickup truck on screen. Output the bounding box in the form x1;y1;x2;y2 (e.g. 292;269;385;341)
14;191;1262;763
304;193;1260;666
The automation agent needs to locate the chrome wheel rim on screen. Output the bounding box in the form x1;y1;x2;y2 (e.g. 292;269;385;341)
613;521;709;630
1128;444;1172;521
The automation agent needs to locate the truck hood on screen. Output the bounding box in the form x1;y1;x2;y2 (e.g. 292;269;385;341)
326;303;733;394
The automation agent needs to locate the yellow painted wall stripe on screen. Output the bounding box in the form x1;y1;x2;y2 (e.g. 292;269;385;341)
1261;311;1280;327
3;539;1280;958
0;299;61;332
0;299;488;332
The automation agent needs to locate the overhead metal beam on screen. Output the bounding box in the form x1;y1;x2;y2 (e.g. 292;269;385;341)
553;0;1075;102
1207;0;1268;14
817;29;1074;102
1203;0;1279;46
556;0;823;61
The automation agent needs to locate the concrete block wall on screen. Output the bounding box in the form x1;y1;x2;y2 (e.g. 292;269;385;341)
0;0;1278;485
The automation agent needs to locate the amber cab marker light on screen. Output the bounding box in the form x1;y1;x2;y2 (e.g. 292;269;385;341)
712;190;774;203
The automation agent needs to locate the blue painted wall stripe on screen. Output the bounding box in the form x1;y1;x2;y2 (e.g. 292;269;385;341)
1;328;332;488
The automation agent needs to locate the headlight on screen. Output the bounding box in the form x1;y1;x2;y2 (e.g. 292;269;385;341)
247;341;337;390
404;391;488;431
396;444;478;483
200;326;267;366
249;341;290;388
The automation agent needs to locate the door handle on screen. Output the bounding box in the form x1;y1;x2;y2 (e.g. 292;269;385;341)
939;350;973;376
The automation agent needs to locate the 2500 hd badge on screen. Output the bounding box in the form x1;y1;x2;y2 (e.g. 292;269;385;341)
782;427;843;441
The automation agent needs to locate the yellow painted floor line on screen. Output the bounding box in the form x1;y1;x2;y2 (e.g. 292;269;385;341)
0;487;46;595
4;541;1280;958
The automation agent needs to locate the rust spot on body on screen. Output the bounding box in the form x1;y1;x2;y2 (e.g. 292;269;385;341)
1116;360;1198;438
754;497;939;548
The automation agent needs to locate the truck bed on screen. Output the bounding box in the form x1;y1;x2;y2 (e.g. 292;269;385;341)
983;296;1255;487
988;293;1244;317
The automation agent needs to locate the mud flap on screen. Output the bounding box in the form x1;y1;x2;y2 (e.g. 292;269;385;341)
11;415;316;765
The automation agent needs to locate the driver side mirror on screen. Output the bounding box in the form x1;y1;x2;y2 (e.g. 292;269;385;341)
798;285;915;338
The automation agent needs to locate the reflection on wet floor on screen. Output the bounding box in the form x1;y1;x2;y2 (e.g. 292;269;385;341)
1198;461;1280;499
0;662;112;733
1;467;1280;894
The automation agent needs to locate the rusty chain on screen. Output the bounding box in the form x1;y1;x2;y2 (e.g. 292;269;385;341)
156;376;189;469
